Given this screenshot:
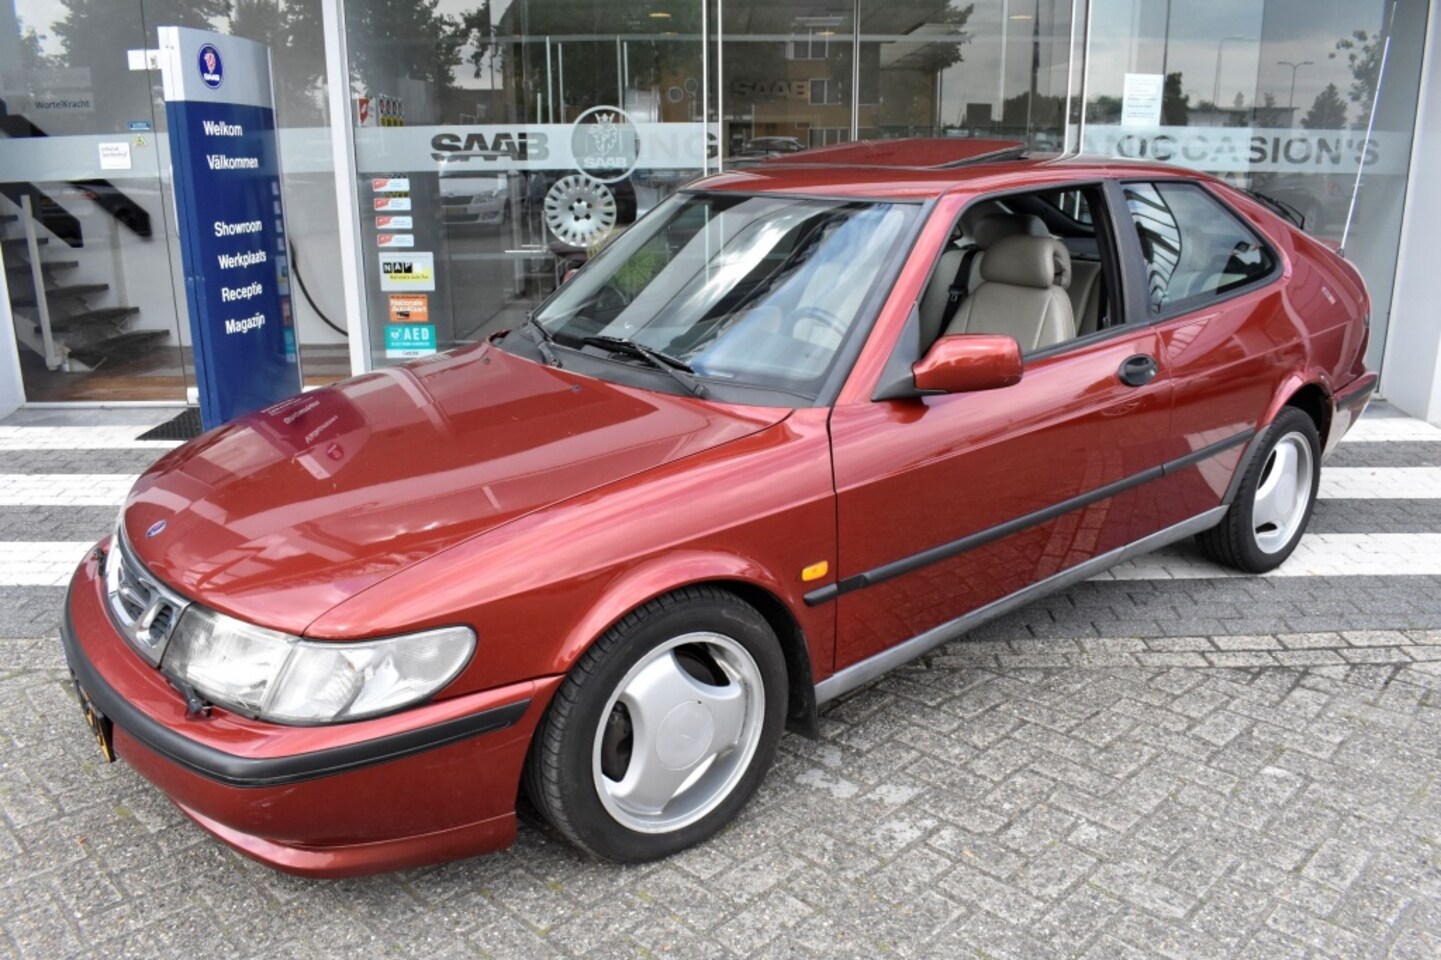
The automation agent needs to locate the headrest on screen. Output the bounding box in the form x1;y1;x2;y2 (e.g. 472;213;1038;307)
980;235;1072;290
972;213;1049;250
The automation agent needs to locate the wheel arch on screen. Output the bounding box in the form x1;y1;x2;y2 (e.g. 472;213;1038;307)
550;551;821;738
1280;380;1333;449
1224;376;1333;506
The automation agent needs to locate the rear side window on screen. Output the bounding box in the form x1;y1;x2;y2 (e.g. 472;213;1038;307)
1123;181;1276;314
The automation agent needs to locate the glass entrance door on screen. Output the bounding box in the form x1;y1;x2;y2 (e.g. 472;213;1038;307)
2;0;345;403
1;0;190;401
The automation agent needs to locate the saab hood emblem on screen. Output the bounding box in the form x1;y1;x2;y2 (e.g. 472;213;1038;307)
146;519;168;538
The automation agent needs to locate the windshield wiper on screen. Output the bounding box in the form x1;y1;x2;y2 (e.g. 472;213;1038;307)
581;335;707;398
521;315;561;367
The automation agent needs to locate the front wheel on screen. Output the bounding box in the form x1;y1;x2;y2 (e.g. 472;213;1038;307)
524;587;787;861
1197;407;1320;573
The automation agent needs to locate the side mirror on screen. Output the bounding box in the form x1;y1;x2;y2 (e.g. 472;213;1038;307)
912;334;1023;394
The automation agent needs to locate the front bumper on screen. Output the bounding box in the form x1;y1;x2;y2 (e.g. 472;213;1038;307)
61;547;560;877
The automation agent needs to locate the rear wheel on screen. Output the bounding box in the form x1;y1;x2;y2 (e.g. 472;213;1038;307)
1198;407;1320;573
525;587;786;861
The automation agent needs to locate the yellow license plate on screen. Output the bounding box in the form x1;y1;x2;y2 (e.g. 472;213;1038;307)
72;677;115;763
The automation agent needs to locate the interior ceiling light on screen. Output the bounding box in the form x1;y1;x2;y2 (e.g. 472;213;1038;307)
649;10;672;17
1009;13;1034;19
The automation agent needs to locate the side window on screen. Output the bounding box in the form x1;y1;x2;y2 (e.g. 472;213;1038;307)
1124;181;1276;314
913;184;1121;356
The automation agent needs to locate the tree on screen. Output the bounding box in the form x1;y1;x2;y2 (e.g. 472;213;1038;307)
1331;29;1381;130
228;0;327;124
342;0;467;109
17;22;60;74
1161;71;1189;125
1301;82;1347;130
52;0;228;125
1087;95;1121;123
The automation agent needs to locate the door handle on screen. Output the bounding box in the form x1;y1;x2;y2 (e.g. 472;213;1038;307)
1118;354;1159;387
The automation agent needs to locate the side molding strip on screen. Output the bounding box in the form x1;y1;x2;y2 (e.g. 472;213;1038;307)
806;429;1252;606
812;505;1229;705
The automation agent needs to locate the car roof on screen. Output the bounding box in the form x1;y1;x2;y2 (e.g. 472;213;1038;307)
692;138;1209;201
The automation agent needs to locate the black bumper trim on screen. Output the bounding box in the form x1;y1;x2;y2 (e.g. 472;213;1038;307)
60;593;529;788
1336;376;1378;409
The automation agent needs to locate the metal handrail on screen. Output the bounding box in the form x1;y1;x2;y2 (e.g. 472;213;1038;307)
19;194;64;370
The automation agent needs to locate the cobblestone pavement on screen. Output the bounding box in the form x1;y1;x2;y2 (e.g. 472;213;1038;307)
3;405;1441;959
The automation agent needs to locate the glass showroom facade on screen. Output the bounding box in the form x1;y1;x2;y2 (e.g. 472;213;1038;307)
0;0;1431;405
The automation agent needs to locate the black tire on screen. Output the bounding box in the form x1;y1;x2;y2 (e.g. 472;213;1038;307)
1197;407;1321;573
524;586;787;862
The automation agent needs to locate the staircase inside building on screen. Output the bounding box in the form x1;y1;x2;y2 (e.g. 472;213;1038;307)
3;205;166;375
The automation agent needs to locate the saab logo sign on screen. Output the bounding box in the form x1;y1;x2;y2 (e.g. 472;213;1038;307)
571;106;639;183
730;80;811;101
197;43;223;89
430;130;548;162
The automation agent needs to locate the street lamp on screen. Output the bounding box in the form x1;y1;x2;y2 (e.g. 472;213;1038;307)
1212;36;1253;124
1277;59;1314;114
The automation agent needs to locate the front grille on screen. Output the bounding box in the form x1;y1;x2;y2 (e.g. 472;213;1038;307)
103;526;191;666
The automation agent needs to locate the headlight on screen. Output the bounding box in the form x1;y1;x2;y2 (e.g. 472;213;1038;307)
161;606;475;725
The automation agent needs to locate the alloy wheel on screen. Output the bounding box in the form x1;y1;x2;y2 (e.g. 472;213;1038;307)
544;174;618;247
1252;430;1315;554
591;632;765;834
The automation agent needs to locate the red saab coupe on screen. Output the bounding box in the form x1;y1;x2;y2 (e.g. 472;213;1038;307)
62;141;1376;876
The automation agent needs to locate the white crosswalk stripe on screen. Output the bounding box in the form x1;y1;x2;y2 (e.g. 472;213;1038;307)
0;466;1419;510
0;426;180;450
1096;533;1441;580
1319;467;1441;499
0;475;139;506
1340;417;1441;442
5;531;1439;586
1;409;1439;589
0;541;94;586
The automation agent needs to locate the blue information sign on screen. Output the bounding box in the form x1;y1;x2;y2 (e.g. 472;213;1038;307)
159;27;300;431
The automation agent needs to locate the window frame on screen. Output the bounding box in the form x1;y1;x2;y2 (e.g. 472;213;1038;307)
1118;178;1284;324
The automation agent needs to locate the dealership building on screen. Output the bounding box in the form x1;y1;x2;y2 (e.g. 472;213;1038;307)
1;0;1438;422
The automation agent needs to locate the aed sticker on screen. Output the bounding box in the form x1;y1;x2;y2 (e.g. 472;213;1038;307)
385;323;437;358
374;196;412;212
377;233;415;248
375;215;413;230
372;177;411;193
378;251;435;291
388;293;429;323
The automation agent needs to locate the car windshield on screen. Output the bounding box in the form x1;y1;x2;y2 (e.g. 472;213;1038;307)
526;192;917;401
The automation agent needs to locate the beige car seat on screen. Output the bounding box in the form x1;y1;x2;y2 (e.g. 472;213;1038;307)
941;235;1075;352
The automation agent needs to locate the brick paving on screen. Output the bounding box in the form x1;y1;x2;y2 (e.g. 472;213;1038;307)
2;404;1440;958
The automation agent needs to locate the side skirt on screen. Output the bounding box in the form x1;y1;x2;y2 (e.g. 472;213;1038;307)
812;506;1228;705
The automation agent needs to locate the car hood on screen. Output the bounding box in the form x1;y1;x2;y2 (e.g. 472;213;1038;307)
121;344;787;635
